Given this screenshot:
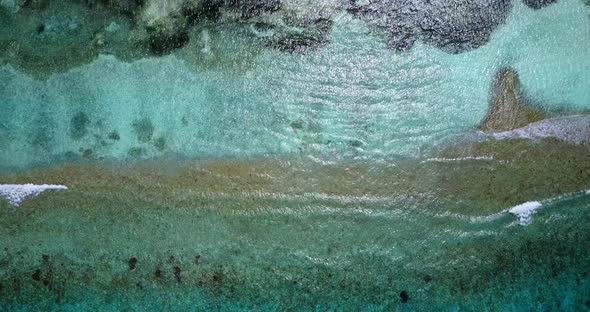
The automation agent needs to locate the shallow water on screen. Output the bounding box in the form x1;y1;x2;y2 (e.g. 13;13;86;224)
1;1;589;167
1;0;590;311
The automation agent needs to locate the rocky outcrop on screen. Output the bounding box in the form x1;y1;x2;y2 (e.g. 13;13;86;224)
97;0;140;14
132;0;337;54
205;0;281;19
480;68;545;132
522;0;558;10
345;0;513;53
131;0;202;54
213;0;339;53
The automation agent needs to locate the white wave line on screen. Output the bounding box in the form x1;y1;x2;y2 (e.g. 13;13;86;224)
505;188;590;226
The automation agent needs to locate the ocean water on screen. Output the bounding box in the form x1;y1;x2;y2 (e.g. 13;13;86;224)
1;0;590;311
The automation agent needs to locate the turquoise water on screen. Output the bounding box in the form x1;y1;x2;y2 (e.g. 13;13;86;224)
1;183;589;311
1;1;589;167
1;1;590;311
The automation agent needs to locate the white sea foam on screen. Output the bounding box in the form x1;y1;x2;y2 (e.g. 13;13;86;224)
507;201;543;226
0;184;68;207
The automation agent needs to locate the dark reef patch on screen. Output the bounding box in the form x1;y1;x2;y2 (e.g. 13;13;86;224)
82;148;93;159
212;269;225;283
128;257;137;270
31;269;42;281
128;147;146;158
70;112;90;140
153;136;166;151
36;24;45;34
400;290;409;303
173;266;182;282
108;130;120;141
132;118;155;143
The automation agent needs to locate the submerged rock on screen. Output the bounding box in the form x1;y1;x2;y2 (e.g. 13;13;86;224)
481;68;545;132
